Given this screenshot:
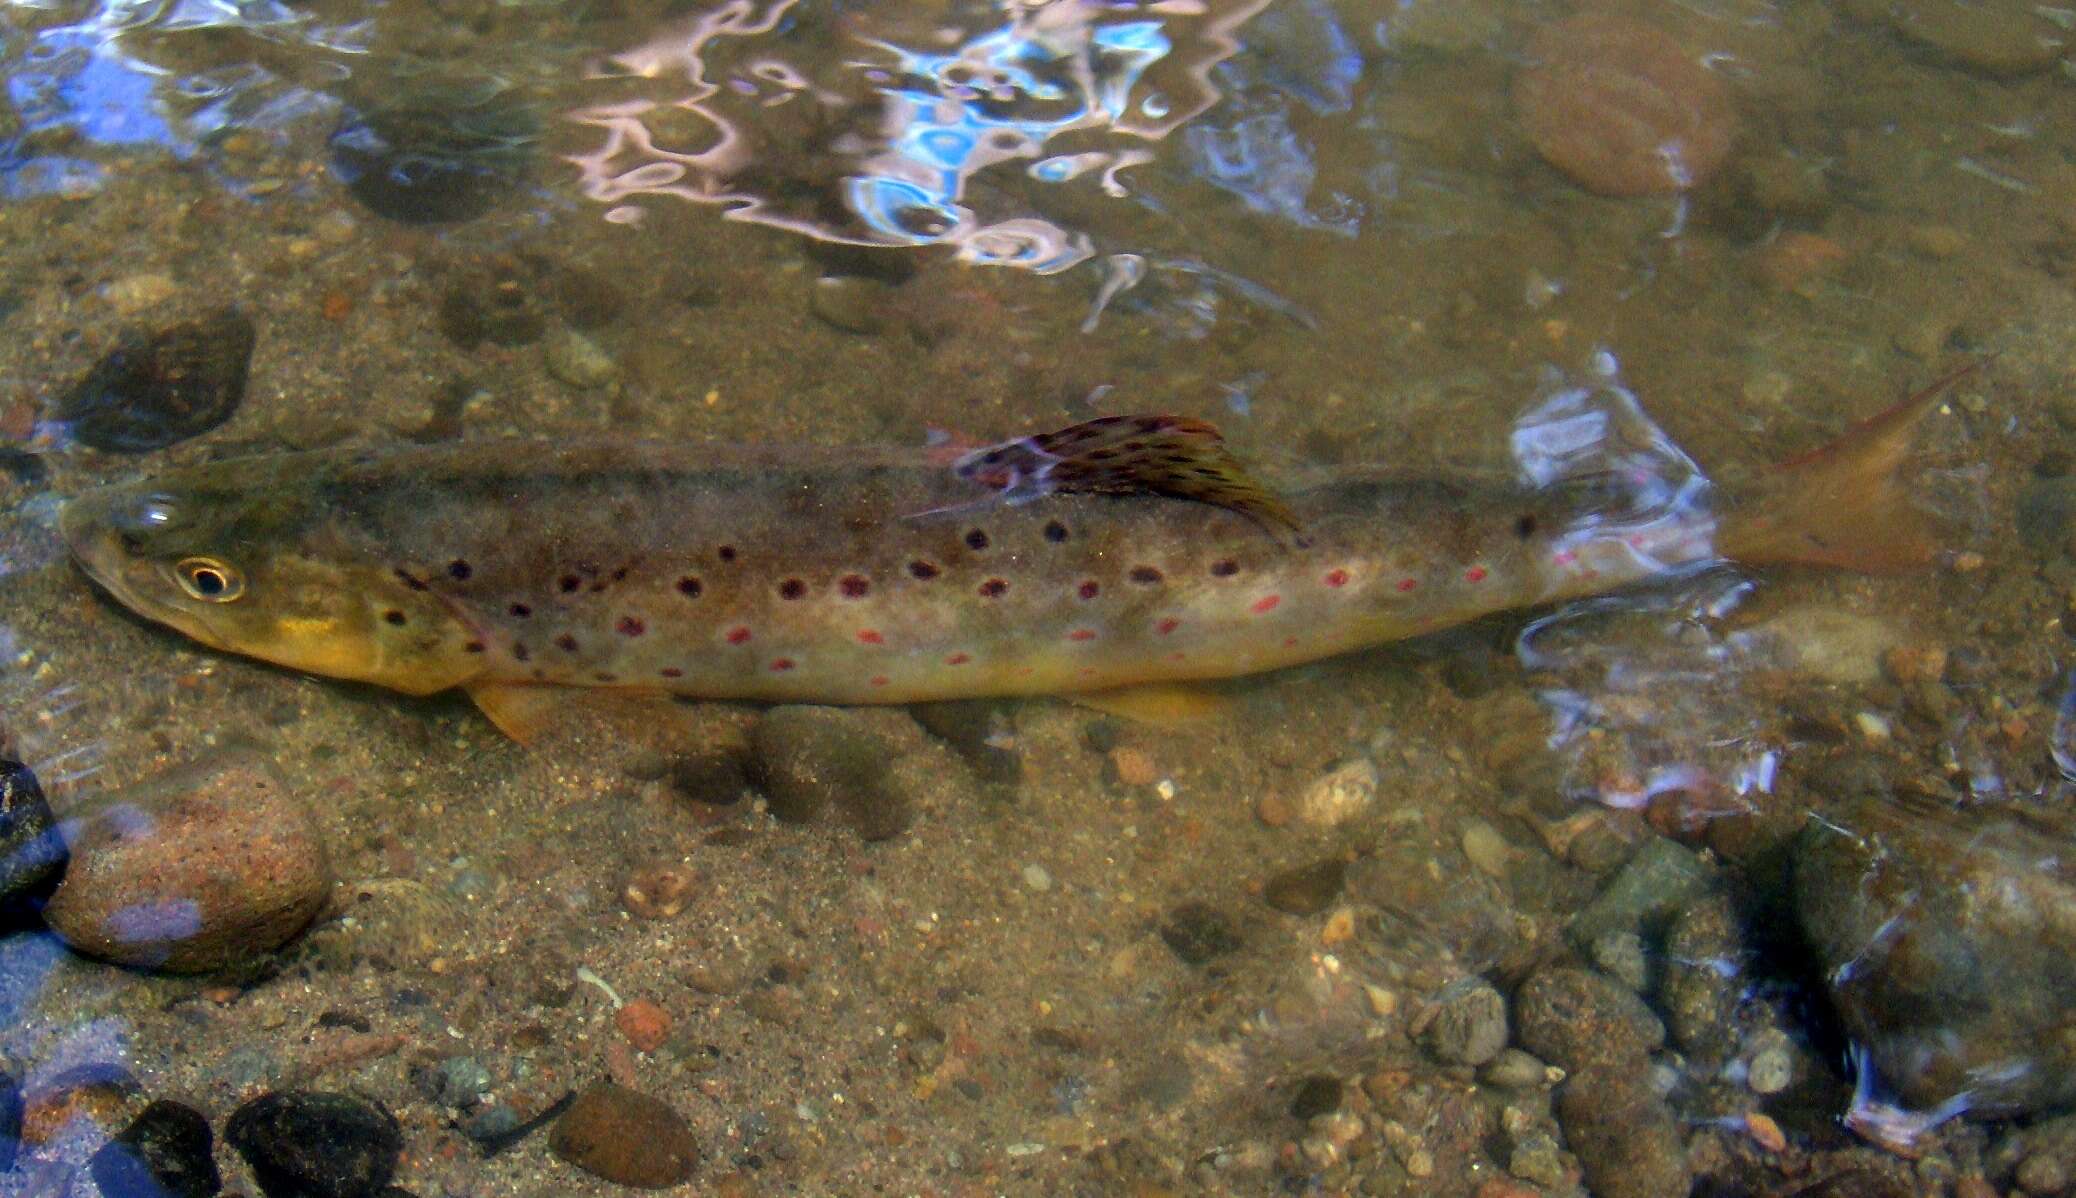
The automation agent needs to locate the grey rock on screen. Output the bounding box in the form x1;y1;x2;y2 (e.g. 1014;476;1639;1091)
1567;836;1711;951
1556;1065;1690;1198
1516;966;1665;1074
1794;798;2076;1115
1422;978;1509;1066
1587;929;1647;993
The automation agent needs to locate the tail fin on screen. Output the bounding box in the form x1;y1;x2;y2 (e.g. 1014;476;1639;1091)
1718;361;1980;572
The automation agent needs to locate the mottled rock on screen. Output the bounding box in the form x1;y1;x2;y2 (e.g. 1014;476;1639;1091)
1586;929;1647;993
550;1082;698;1189
1567;836;1711;951
1794;799;2076;1114
1513;13;1736;196
1515;967;1665;1074
1659;892;1743;1063
58;309;253;453
1263;858;1346;915
225;1091;401;1198
45;755;332;972
1556;1065;1690;1198
749;706;907;837
543;328;617;389
1294;758;1376;828
1423;978;1509;1067
329;86;536;224
0;759;64;903
1158;902;1241;966
89;1100;222;1198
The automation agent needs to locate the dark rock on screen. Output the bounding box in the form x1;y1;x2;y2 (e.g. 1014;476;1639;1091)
1262;858;1346;915
1158;902;1240;966
908;700;1019;785
89;1099;222;1198
1555;1064;1691;1198
225;1090;402;1198
44;754;332;972
1422;977;1509;1066
1288;1075;1341;1119
1566;836;1712;951
0;758;64;903
328;86;536;225
1794;798;2076;1115
549;1082;698;1188
749;706;899;830
1515;966;1665;1074
0;1068;19;1172
437;260;548;350
58;309;253;452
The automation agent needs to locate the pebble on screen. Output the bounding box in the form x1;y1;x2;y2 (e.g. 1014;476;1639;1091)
808;275;895;334
416;1057;491;1108
1020;864;1053;892
1109;746;1160;788
58;308;255;453
1508;1131;1567;1187
1158;902;1241;966
1478;1049;1550;1092
1658;893;1744;1063
89;1100;221;1198
225;1090;402;1198
0;759;64;904
1587;929;1648;993
616;999;671;1053
1747;1036;1794;1094
1422;978;1509;1067
1294;758;1377;828
1287;1075;1341;1119
550;1082;699;1189
1458;820;1515;880
1512;13;1736;196
1515;966;1666;1074
45;754;333;972
543;328;618;389
105;273;178;314
1261;858;1346;915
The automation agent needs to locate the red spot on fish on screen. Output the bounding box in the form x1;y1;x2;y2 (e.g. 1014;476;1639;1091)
979;578;1008;598
1170;651;1187;661
1324;568;1350;588
1465;566;1488;583
1155;617;1180;635
869;675;890;687
725;626;751;645
1552;550;1576;567
1067;629;1097;642
615;616;645;637
1283;636;1299;647
1251;595;1282;614
946;652;971;666
660;667;684;678
857;629;884;645
1077;580;1099;600
1396;578;1418;593
770;658;795;672
839;575;870;598
1079;666;1098;677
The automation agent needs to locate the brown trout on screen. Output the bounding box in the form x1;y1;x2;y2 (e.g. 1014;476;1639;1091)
60;385;1952;738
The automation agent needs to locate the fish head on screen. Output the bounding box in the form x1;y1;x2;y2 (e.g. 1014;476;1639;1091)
61;463;486;695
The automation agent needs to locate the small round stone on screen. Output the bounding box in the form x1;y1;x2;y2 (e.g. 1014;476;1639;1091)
1423;979;1510;1067
551;1082;699;1189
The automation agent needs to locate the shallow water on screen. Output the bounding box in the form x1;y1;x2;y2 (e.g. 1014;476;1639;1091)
0;0;2073;1194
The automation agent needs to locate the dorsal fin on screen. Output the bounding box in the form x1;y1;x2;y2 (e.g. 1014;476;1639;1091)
953;414;1304;542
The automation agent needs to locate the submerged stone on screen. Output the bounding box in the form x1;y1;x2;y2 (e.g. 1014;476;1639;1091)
89;1100;222;1198
0;759;64;904
58;309;253;453
329;85;536;224
1794;798;2076;1116
549;1082;698;1188
225;1090;402;1198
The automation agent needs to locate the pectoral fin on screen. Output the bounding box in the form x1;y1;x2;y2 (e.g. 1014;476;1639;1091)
1068;681;1232;725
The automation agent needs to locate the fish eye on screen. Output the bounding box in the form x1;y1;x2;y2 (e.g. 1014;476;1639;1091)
173;556;244;603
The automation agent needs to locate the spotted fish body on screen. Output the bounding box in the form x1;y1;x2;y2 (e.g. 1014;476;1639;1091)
60;390;1944;719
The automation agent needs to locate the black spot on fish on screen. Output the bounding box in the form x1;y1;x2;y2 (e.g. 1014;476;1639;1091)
611;566;629;582
594;672;616;683
559;574;581;593
555;633;579;653
676;576;702;598
660;667;684;678
779;578;807;600
909;560;939;580
839;575;870;598
509;603;532;618
1043;521;1069;543
1129;566;1164;585
382;610;406;625
394;568;429;592
1515;514;1538;538
965;528;990;551
447;559;472;581
513;643;530;662
1210;559;1239;577
979;578;1008;598
718;544;738;562
464;641;485;653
